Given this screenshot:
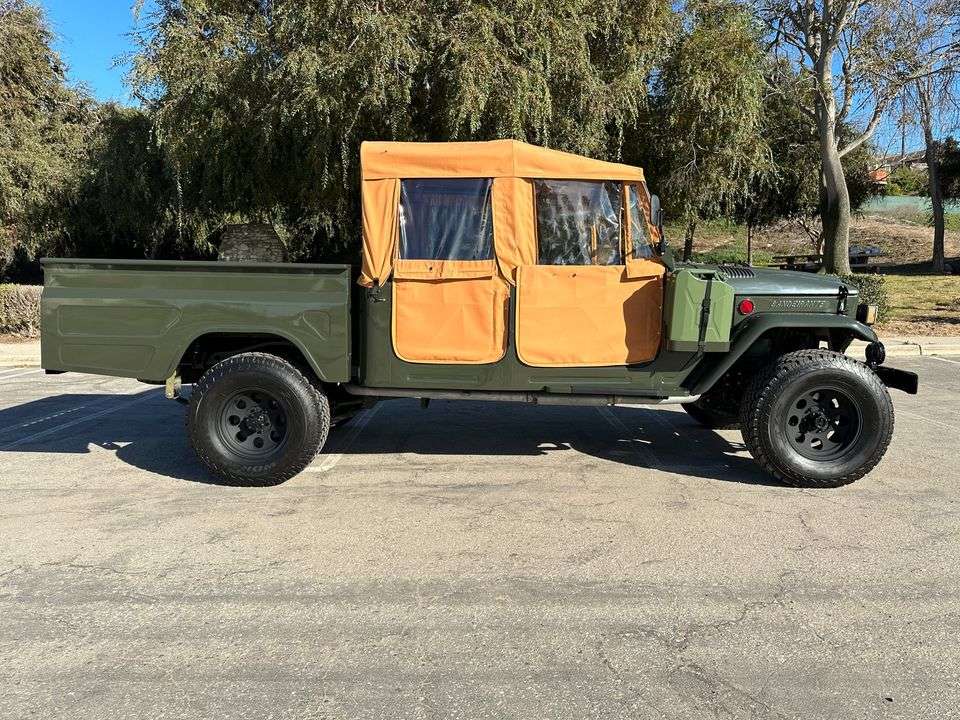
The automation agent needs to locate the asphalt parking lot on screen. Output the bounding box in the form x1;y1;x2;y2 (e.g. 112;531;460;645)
1;355;958;719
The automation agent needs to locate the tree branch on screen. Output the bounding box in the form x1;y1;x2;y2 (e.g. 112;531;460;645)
838;101;887;156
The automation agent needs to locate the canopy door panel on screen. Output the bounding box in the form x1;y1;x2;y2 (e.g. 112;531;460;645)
514;179;665;367
390;178;508;364
515;265;663;367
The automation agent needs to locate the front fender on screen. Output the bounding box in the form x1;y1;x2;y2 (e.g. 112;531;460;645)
687;313;878;396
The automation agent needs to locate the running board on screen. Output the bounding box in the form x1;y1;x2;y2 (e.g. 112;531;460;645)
342;385;699;407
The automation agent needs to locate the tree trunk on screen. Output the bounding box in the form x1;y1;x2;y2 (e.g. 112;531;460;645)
819;137;852;275
746;223;753;266
814;55;851;276
682;219;697;261
920;94;946;274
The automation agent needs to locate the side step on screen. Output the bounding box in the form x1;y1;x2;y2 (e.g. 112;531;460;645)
342;385;699;407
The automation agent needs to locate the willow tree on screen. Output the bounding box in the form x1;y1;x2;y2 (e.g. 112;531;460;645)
130;0;675;260
757;0;960;274
653;0;771;260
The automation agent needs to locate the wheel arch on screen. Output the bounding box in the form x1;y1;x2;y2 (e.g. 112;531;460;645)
171;330;327;384
687;314;878;396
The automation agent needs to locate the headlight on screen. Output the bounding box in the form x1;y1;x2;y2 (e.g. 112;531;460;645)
857;304;878;325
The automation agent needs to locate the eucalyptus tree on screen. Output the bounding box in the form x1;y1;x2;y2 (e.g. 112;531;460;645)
756;0;960;273
896;4;960;274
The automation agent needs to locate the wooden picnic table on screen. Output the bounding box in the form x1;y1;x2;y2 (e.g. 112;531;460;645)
772;253;823;271
771;249;888;273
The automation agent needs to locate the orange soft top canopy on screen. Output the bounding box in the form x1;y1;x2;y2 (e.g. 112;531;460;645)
360;139;645;182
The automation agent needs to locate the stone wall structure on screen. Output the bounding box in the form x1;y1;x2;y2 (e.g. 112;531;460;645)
217;223;287;263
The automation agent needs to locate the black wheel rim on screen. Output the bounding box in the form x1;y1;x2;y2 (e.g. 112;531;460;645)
785;386;862;461
217;389;289;461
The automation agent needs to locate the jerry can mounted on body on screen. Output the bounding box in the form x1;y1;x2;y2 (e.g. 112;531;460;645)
646;195;734;354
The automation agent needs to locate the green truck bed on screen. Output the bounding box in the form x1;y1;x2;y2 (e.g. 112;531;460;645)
40;259;352;383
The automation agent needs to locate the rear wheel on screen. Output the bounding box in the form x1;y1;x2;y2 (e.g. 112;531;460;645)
187;352;329;485
740;350;893;488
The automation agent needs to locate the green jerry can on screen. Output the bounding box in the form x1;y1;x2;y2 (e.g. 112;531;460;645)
663;268;735;352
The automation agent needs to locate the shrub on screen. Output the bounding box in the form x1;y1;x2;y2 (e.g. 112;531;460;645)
0;284;42;337
832;273;889;323
690;242;774;267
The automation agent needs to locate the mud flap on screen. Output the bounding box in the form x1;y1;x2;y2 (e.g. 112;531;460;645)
873;365;919;395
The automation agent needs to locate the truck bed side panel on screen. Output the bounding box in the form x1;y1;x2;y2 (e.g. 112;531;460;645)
41;259;351;383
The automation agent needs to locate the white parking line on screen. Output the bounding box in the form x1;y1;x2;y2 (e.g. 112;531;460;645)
898;409;960;432
0;395;124;437
927;355;960;365
0;391;158;450
308;404;381;473
0;368;42;381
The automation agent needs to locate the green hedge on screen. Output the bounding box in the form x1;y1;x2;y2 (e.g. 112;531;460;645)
0;284;42;337
832;274;889;323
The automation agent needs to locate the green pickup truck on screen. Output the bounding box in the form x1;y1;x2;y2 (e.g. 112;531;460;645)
41;140;917;488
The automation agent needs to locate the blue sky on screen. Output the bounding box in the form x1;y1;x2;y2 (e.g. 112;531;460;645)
42;0;148;103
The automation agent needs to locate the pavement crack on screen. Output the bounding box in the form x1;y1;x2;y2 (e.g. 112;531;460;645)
39;561;148;576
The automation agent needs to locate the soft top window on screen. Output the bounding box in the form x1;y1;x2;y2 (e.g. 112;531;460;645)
534;180;623;266
398;178;494;261
627;183;655;259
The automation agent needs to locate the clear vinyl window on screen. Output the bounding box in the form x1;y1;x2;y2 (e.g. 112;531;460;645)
398;178;494;261
534;180;623;265
627;183;655;259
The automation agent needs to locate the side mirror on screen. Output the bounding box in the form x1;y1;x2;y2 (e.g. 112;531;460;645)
650;194;666;252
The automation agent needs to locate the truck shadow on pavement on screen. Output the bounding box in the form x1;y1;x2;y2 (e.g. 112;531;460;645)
0;392;778;487
332;399;779;487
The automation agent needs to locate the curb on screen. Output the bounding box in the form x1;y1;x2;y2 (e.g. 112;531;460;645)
848;339;960;359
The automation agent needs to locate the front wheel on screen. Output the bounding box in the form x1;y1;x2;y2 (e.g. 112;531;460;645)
186;352;330;485
740;350;894;488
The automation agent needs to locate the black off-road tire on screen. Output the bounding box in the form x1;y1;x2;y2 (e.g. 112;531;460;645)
740;349;893;488
682;398;740;430
186;352;330;485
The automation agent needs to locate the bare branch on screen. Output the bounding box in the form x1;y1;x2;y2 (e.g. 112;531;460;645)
838;101;887;157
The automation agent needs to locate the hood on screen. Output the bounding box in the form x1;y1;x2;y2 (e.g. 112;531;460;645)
719;267;853;297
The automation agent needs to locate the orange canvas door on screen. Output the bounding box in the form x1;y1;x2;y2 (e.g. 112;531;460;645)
390;178;509;364
514;179;665;367
515;265;663;366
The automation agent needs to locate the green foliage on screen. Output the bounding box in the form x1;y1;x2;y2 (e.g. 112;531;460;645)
0;283;41;336
0;0;95;273
833;273;889;323
887;166;928;197
690;242;773;267
939;137;960;201
0;0;898;278
61;104;217;261
130;0;675;260
649;0;770;254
